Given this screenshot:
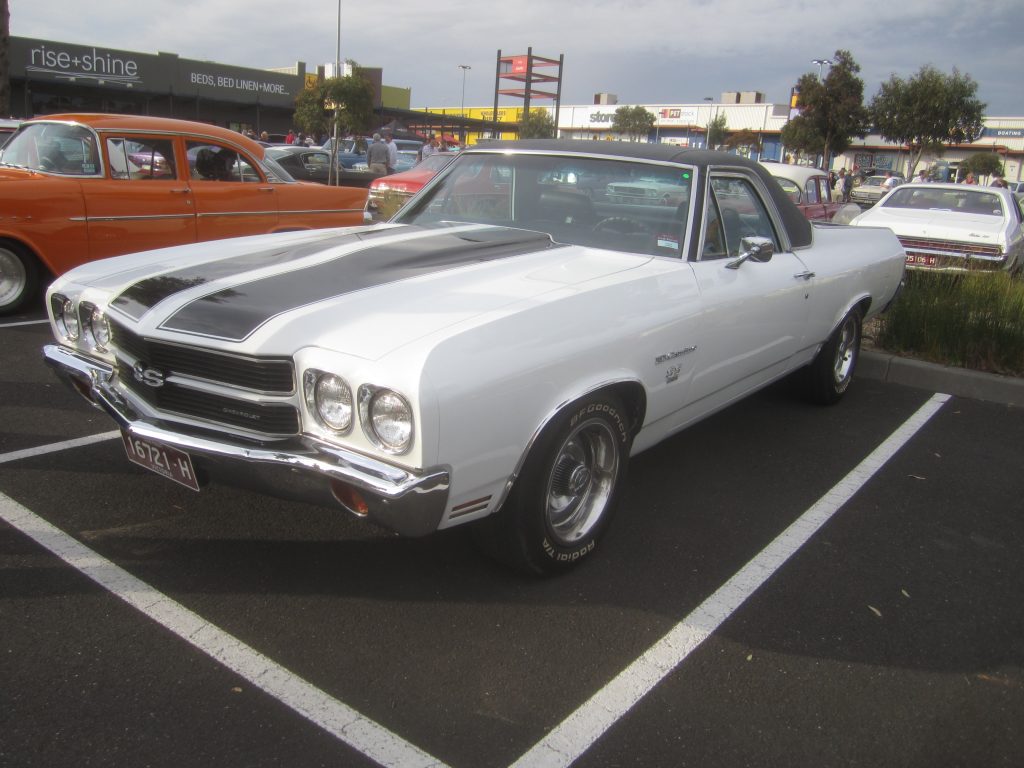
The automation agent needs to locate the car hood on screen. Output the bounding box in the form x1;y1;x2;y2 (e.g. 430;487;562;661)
61;223;650;360
853;207;1007;244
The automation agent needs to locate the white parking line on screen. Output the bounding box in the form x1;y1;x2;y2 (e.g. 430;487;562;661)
0;465;450;768
511;392;951;768
1;394;950;768
0;431;120;465
0;318;50;328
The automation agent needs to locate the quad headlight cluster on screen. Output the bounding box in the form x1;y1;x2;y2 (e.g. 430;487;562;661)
51;295;112;353
303;370;413;454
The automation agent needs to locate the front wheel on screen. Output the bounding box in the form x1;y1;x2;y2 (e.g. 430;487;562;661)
473;392;633;575
0;242;40;316
805;308;862;405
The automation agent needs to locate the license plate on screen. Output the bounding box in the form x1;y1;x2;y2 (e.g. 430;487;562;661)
906;253;937;267
122;432;200;492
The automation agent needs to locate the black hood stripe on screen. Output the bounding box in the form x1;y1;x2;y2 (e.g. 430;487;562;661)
157;226;560;341
110;229;398;321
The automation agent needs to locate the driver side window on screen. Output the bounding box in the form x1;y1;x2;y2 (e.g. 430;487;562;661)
702;176;779;259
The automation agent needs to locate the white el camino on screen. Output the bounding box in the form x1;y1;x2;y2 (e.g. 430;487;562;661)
851;183;1024;273
44;141;905;574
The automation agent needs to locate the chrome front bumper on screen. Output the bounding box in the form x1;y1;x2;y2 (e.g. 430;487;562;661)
42;344;450;537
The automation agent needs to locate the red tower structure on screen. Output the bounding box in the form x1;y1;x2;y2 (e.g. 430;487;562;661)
492;48;564;136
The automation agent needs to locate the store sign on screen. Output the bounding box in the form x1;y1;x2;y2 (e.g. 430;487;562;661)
982;128;1024;138
10;36;300;108
18;39;148;88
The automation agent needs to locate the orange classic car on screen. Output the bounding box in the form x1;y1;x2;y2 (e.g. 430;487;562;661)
0;113;368;314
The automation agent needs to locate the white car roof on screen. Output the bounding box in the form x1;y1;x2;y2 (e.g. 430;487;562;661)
760;162;827;185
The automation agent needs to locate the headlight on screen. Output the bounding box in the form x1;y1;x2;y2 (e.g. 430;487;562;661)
359;386;413;454
52;295;80;341
81;302;111;351
304;370;353;433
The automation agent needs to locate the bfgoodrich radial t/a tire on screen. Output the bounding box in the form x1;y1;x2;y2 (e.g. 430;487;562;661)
473;392;633;576
806;308;862;405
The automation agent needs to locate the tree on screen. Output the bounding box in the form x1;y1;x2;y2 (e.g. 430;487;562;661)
611;105;655;142
964;152;1003;179
293;72;374;140
706;113;728;150
870;66;986;180
724;129;762;157
518;108;556;139
780;49;869;169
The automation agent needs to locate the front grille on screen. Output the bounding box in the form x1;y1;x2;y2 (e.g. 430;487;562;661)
109;320;299;437
119;369;300;434
110;320;294;393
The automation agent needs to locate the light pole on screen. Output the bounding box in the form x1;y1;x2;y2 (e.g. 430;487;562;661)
459;64;471;145
812;58;832;81
703;96;714;150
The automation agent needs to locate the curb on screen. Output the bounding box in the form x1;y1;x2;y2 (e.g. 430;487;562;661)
858;350;1024;407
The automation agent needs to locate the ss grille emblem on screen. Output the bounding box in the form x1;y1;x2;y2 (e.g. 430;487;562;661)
132;361;166;388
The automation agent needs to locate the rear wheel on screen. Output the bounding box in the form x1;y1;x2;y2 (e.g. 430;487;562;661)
0;242;40;316
473;392;633;575
806;308;861;405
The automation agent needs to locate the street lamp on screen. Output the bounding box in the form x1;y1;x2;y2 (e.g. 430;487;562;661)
812;58;832;81
459;64;471;145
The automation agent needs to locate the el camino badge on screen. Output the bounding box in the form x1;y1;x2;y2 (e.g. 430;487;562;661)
656;346;696;384
655;346;696;364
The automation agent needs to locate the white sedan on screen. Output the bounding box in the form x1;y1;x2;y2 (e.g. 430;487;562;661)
43;141;905;575
851;183;1024;273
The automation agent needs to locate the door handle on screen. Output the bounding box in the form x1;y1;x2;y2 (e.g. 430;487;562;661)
169;188;191;194
794;271;815;281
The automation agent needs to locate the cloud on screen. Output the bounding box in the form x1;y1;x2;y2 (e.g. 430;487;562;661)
9;0;1019;113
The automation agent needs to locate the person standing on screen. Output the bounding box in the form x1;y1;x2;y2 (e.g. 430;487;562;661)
838;168;852;203
911;169;928;183
366;134;389;175
420;135;439;161
963;172;978;185
881;171;898;191
991;172;1008;188
383;133;398;175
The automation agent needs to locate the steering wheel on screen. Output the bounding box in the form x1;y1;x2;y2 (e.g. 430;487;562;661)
592;216;648;234
38;157;56;172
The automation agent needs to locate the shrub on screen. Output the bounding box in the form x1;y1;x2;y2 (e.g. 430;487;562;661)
876;270;1024;376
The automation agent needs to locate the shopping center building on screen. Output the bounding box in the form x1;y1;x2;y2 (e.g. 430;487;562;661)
6;35;1021;183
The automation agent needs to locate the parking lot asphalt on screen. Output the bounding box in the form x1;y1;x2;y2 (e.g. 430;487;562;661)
2;312;1022;768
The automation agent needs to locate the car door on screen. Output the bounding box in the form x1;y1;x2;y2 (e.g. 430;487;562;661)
685;171;812;406
84;134;197;260
185;140;278;241
802;176;829;221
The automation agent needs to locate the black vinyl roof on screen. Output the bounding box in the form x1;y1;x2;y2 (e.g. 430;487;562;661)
470;139;813;249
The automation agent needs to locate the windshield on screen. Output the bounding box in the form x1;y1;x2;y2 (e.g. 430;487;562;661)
0;122;100;175
394;151;694;257
882;187;1004;216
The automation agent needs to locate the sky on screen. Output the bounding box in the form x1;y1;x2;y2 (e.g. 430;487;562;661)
8;0;1022;116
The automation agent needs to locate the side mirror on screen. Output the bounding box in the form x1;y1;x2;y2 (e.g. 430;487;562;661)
726;236;775;270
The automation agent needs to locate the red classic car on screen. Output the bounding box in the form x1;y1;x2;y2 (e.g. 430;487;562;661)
0;113;368;314
762;163;849;222
365;152;458;221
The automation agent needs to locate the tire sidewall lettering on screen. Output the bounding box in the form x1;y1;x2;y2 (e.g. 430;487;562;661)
542;536;596;562
568;401;628;444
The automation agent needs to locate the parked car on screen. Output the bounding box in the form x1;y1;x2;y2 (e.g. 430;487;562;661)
851;174;905;207
366;152;458;220
322;136;423;169
264;145;333;184
762;162;853;222
851;183;1024;273
0;114;367;314
43;141;905;575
